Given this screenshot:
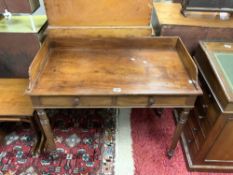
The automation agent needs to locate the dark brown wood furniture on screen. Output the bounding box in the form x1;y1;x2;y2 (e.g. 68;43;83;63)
181;41;233;172
26;37;202;157
26;0;202;158
0;0;40;13
0;79;42;153
44;0;152;38
0;15;47;78
152;3;233;55
181;0;233;14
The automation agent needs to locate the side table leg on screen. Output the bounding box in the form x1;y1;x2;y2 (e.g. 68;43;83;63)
154;108;164;118
36;109;56;151
167;108;190;158
29;116;41;155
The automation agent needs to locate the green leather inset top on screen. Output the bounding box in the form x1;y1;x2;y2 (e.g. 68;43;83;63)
0;15;46;33
215;53;233;91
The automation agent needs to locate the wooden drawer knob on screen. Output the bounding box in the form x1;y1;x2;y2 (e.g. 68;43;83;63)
202;104;208;109
73;98;80;106
187;138;193;144
198;115;206;120
148;97;155;106
192;127;198;133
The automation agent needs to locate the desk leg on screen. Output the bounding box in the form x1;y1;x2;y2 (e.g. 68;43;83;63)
37;109;56;152
154;108;164;118
167;108;190;158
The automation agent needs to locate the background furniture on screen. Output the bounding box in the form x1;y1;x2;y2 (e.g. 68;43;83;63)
0;0;40;13
181;0;233;14
0;15;46;77
152;3;233;55
181;41;233;172
0;79;42;153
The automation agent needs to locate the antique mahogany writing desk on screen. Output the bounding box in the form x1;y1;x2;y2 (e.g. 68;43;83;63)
26;0;201;158
26;37;202;157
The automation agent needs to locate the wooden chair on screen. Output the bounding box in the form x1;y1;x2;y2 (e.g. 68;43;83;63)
0;78;42;154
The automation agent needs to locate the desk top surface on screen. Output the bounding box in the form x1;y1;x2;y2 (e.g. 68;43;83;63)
0;79;33;116
201;41;233;101
154;3;233;28
28;37;201;96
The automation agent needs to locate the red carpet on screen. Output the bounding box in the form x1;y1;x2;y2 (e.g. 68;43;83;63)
0;109;115;175
131;109;231;175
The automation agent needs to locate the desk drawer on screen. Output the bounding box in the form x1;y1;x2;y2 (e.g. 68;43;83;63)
188;112;205;150
37;96;112;107
32;95;196;108
116;96;148;106
116;96;195;107
184;123;199;156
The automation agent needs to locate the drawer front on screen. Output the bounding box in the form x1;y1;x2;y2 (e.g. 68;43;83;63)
32;95;196;108
194;108;211;139
188;112;205;149
194;82;220;137
116;96;148;106
152;96;195;107
115;96;195;107
184;123;199;157
38;96;112;107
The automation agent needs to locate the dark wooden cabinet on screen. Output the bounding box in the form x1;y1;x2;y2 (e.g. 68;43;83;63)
0;0;6;12
0;16;47;78
0;0;40;13
152;3;233;55
181;41;233;172
181;0;233;13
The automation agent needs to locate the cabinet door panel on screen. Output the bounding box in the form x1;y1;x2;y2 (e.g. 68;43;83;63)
206;118;233;162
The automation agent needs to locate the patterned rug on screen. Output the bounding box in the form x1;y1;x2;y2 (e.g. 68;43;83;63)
0;109;116;175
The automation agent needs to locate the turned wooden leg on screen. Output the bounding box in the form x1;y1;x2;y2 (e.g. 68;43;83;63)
167;108;190;158
33;114;46;154
36;109;56;152
29;116;41;155
154;108;164;118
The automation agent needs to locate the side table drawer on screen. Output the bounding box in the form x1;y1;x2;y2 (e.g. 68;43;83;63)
35;96;112;107
184;123;199;156
116;96;148;106
188;112;205;149
116;95;195;107
32;95;197;108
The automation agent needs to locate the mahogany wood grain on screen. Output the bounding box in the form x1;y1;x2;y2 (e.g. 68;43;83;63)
44;0;152;26
206;118;233;161
27;37;201;155
153;3;233;54
195;41;233;113
30;95;196;108
0;79;33;116
176;38;199;88
181;41;233;172
47;26;152;38
27;37;201;96
28;39;49;91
